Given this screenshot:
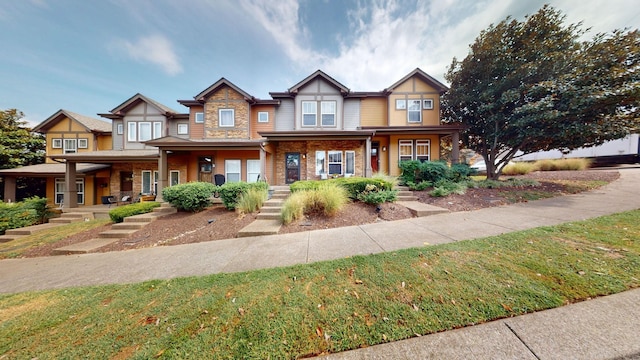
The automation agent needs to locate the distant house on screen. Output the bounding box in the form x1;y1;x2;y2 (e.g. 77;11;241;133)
0;68;462;208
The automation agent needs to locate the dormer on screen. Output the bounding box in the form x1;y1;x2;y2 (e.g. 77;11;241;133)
34;109;112;163
385;68;448;127
100;93;178;150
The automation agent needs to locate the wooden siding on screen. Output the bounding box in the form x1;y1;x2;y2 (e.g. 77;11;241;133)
275;99;295;131
43;116;106;163
190;105;205;140
389;76;441;127
250;104;275;139
360;97;387;127
387;134;440;176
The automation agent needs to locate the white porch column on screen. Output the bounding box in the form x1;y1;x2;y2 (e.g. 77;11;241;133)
65;161;78;208
260;147;267;182
156;149;168;202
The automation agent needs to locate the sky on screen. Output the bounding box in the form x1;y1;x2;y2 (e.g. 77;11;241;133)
1;0;639;127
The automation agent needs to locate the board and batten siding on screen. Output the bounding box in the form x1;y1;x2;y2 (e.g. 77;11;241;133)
343;99;360;130
113;120;124;150
275;99;295;131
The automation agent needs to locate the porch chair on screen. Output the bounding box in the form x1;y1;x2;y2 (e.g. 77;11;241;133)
214;174;226;186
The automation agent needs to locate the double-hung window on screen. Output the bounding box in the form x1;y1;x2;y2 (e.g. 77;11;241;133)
328;151;342;175
225;160;241;182
54;178;84;204
302;101;317;126
153;122;162;139
321;101;336;126
399;140;413;163
170;170;180;186
407;100;422;123
64;139;77;154
219;109;234;127
416;140;430;162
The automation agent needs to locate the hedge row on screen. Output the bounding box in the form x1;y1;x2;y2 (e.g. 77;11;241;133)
399;160;474;185
290;177;396;203
0;197;51;235
162;181;270;212
108;202;161;223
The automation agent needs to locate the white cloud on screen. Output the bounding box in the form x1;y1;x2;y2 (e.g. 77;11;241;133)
112;34;183;76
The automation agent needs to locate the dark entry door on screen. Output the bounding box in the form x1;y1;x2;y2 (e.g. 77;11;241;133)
285;152;300;184
371;144;379;173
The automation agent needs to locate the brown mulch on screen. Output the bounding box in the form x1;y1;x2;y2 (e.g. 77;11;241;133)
18;170;619;258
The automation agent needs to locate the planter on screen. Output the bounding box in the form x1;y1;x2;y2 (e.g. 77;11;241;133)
140;195;156;202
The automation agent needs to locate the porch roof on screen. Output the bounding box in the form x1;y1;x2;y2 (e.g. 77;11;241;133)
360;125;464;135
259;130;375;141
0;163;110;177
48;150;159;164
144;136;264;151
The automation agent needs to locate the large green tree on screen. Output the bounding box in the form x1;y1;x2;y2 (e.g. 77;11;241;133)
0;109;46;200
443;5;640;179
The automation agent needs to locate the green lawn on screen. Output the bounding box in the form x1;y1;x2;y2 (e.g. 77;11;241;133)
1;210;639;359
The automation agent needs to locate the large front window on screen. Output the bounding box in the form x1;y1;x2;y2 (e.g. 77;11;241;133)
247;159;260;183
54;178;84;204
302;101;317;126
399;140;413;163
416;140;430;162
128;121;162;141
328;151;342;175
141;170;158;194
225;160;241;182
399;139;431;163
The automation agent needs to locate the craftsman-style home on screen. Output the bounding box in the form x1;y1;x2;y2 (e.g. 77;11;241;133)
0;68;462;208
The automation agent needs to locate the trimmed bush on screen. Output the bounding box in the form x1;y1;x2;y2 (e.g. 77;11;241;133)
218;181;269;211
333;177;394;199
0;202;38;235
290;180;322;193
109;202;160;223
400;161;473;185
162;182;218;212
22;196;52;224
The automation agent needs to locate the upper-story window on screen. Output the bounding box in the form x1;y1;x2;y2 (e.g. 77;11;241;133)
302;101;317;126
258;111;269;123
423;99;434;110
78;139;88;149
64;139;77;154
117;123;124;135
407;100;422;123
219;109;234;127
321;101;336;126
177;123;189;135
52;138;62;148
128;121;163;142
195;112;204;123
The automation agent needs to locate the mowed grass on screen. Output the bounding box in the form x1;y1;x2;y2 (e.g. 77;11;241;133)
0;218;111;259
1;210;639;359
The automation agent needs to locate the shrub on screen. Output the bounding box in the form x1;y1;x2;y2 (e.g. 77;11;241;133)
290;180;322;193
447;163;475;182
218;181;268;211
23;196;51;224
502;162;537;175
400;161;473;185
109;202;160;223
407;180;433;191
236;187;268;214
429;181;467;197
357;189;397;205
398;160;422;184
0;202;38;235
281;192;307;225
162;182;217;212
470;178;540;189
333;177;394;199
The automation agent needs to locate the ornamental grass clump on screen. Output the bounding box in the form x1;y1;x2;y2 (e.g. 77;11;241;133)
236;187;268;215
502;162;537;175
281;183;350;224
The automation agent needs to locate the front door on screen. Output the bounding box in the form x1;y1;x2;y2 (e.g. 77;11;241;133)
120;171;133;193
371;143;379;173
285;152;300;184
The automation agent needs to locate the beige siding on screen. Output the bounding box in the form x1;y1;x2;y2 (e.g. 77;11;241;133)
360;97;387;127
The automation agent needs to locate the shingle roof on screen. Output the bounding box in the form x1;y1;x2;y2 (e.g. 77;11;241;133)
33;110;112;133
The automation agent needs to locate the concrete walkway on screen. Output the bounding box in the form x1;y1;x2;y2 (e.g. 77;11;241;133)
1;166;639;359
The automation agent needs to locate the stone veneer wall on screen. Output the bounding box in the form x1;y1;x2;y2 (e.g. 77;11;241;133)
204;86;250;139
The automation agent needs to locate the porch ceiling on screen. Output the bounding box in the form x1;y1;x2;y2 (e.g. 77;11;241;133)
49;150;159;164
0;163;110;177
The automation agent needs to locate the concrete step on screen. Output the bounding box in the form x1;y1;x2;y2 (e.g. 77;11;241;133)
270;193;289;200
99;229;139;239
256;212;282;220
397;195;418;201
124;214;157;223
237;219;282;237
260;206;281;214
111;222;147;230
394;186;410;191
52;238;120;255
265;198;284;206
153;206;177;214
4;223;60;236
396;190;414;197
396;201;449;217
0;235;18;243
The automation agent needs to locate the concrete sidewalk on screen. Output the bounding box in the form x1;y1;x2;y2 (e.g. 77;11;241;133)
0;166;638;359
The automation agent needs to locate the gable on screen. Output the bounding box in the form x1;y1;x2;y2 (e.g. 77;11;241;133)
297;78;343;95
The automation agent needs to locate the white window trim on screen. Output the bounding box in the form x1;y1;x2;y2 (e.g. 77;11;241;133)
116;123;124;135
128;122;136;142
219;109;235;127
345;151;355;175
257;111;269;123
141;170;158;194
52;138;62;148
225;159;241;183
247;159;261;183
423;99;434;110
54;178;84;205
399;140;413;163
416;139;431;162
138;122;152;141
177;123;189;135
407;100;422;123
328;150;343;176
302;101;317;127
170;170;180;186
315;151;326;175
321;101;336;127
396;99;406;110
153;121;162;139
195;112;204;123
78;138;88;149
63;139;77;154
